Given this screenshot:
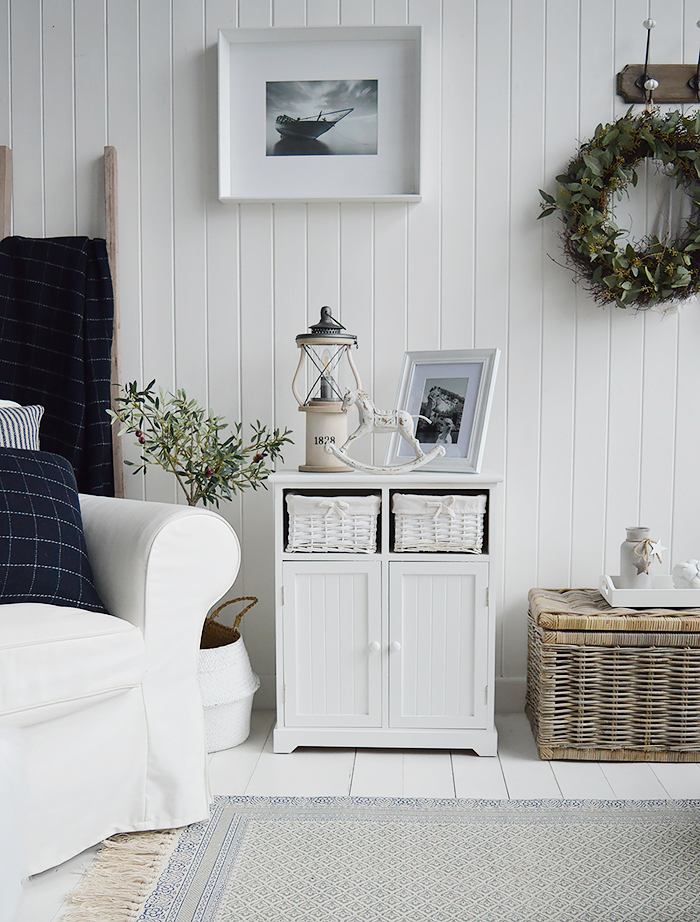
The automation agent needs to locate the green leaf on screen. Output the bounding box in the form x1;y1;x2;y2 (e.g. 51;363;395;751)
582;153;602;175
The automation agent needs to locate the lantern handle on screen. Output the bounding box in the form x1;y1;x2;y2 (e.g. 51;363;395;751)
346;346;362;391
291;348;306;406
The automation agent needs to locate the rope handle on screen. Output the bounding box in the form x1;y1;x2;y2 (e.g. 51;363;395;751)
206;596;258;634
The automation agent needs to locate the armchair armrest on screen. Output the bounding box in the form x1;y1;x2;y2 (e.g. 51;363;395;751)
78;494;241;826
79;494;240;634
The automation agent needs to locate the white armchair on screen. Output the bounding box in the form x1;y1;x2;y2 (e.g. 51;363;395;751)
0;495;240;876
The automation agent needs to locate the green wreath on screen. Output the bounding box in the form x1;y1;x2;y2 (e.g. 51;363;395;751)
539;108;700;310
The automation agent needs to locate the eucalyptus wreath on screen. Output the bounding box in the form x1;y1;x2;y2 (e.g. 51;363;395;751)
539;108;700;310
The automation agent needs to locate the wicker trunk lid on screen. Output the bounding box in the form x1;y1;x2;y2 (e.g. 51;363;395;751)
526;588;700;762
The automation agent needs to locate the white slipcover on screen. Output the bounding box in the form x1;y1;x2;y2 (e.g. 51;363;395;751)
0;494;241;876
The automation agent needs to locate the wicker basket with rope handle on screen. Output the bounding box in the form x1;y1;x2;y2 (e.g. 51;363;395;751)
200;596;258;649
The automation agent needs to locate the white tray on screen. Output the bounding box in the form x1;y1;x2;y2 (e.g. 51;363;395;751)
599;574;700;609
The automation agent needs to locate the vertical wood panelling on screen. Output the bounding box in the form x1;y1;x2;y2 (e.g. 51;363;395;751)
137;0;177;503
568;0;615;587
239;204;276;689
537;0;578;589
340;203;375;464
273;0;306;27
172;0;208;401
74;0;106;238
603;0;648;572
0;3;9;150
340;0;373;26
440;0;476;349
372;203;408;411
406;0;441;352
273;203;309;473
673;8;700;567
105;0;144;496
307;0;340;27
5;0;700;706
204;0;242;539
473;0;509;478
235;5;277;704
10;0;43;235
636;2;683;563
501;0;546;677
41;0;76;235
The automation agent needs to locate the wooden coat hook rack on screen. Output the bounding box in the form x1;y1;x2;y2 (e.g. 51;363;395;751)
617;19;700;105
0;144;124;497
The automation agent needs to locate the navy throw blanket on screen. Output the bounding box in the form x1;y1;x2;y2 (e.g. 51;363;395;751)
0;236;115;496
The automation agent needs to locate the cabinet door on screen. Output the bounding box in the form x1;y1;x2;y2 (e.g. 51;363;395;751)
282;561;382;728
388;562;489;729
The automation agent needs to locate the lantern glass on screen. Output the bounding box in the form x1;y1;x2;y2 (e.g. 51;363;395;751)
302;342;351;404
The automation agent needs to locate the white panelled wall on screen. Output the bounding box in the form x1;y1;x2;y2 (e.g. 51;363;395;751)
3;0;700;711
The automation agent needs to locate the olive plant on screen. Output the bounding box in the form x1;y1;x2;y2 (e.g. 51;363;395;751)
109;380;292;507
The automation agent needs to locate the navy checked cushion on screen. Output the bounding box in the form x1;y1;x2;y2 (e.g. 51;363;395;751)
0;404;44;449
0;449;107;612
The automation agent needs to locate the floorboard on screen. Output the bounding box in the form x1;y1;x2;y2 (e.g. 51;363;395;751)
350;749;405;797
207;709;275;796
550;759;617;800
600;762;671;799
402;750;456;798
495;713;562;799
451;750;509;799
15;710;700;922
14;847;97;922
245;736;356;797
649;762;700;799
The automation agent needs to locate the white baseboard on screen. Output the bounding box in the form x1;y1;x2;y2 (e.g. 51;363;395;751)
254;674;527;717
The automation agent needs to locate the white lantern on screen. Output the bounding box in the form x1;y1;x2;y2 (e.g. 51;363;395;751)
292;307;362;472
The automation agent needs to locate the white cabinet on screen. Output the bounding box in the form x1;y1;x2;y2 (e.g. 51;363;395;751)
388;562;489;731
281;560;382;728
270;471;501;756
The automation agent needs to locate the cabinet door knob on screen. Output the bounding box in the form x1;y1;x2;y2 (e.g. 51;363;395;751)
369;641;381;653
389;641;402;653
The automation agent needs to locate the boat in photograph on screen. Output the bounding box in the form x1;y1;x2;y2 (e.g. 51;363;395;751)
275;108;353;141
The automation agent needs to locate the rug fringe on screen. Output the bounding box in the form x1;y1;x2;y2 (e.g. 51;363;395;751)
61;829;178;922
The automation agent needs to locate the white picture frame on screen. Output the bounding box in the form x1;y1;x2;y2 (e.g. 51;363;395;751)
386;349;501;473
218;26;421;203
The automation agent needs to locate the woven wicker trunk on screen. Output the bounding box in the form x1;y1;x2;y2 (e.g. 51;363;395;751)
526;588;700;762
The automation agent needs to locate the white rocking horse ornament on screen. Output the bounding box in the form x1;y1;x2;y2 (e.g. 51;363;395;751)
324;389;446;474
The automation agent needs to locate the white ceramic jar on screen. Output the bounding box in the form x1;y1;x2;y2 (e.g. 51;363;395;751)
619;526;657;589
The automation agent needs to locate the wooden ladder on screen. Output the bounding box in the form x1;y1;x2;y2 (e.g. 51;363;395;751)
0;145;124;497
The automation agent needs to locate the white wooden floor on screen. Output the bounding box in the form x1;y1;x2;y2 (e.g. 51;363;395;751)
16;710;700;922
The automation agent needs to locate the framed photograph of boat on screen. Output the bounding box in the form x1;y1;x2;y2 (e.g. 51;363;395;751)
218;26;421;203
385;349;501;473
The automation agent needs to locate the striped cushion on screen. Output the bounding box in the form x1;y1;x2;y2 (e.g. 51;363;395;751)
0;405;44;450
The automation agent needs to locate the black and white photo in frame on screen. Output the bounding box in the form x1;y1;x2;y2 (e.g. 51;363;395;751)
386;349;501;473
266;80;378;157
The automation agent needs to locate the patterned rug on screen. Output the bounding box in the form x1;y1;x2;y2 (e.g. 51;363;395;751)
63;796;700;922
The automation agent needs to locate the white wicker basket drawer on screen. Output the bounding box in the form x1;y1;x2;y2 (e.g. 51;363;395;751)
286;493;381;553
392;493;487;553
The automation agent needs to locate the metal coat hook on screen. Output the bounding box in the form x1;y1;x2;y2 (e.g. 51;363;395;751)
688;21;700;102
634;18;657;106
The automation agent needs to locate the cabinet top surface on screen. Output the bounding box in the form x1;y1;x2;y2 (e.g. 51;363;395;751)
270;469;503;485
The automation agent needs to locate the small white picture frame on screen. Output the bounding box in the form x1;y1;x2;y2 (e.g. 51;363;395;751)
386;349;501;473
